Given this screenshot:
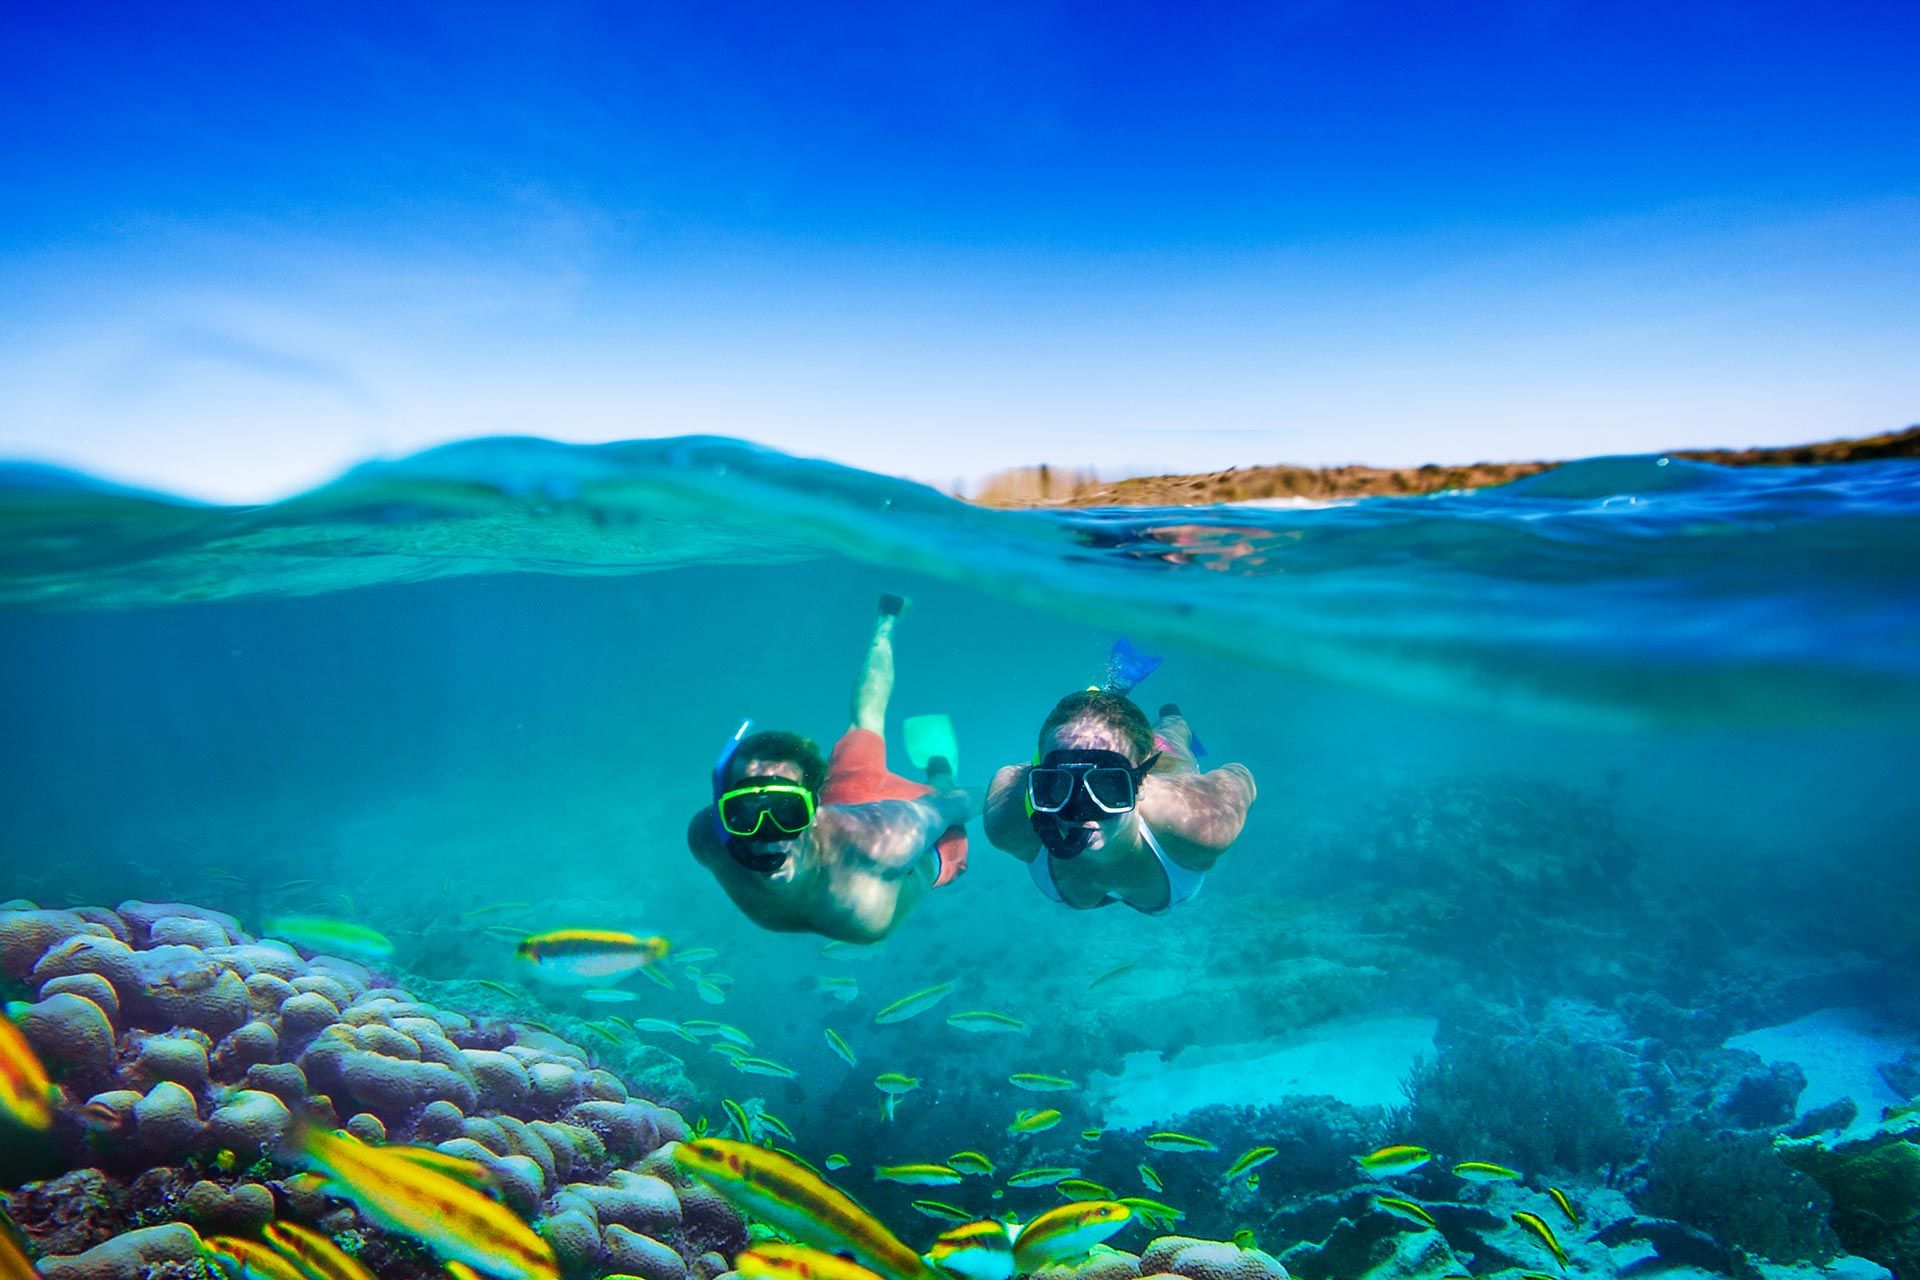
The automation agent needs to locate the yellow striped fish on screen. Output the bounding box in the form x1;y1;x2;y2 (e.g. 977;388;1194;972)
1224;1147;1277;1180
826;1029;857;1067
1548;1187;1581;1228
735;1244;888;1280
379;1145;500;1196
203;1236;309;1280
514;930;669;985
1056;1179;1114;1201
1358;1144;1432;1176
1453;1161;1521;1183
671;1138;934;1280
910;1201;975;1224
925;1219;1015;1280
1512;1211;1569;1267
1009;1108;1062;1135
1008;1073;1076;1093
875;1164;963;1186
1144;1131;1214;1153
1011;1201;1132;1272
0;1016;55;1131
263;1221;379;1280
299;1126;557;1280
874;982;956;1025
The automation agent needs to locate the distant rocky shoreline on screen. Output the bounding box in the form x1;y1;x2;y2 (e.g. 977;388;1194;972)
969;425;1920;509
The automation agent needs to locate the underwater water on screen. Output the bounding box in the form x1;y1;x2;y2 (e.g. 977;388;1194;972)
2;435;1919;1280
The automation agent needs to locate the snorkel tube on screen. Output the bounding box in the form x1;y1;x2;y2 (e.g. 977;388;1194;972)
711;719;789;874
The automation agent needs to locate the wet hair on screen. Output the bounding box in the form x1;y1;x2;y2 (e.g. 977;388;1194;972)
731;730;827;793
1037;690;1155;763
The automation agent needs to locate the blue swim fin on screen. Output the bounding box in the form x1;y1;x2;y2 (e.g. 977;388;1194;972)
1105;639;1162;695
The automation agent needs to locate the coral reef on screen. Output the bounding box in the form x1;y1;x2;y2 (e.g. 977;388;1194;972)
0;902;725;1280
1778;1115;1920;1277
1636;1122;1840;1264
1400;1026;1639;1175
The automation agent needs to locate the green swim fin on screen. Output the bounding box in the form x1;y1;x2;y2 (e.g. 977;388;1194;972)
903;714;958;778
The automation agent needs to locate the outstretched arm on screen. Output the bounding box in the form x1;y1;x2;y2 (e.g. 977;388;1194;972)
1144;764;1257;869
841;789;975;877
984;764;1043;861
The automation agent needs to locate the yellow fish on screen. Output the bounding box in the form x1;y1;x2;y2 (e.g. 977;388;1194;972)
671;1138;934;1280
1548;1187;1581;1228
735;1244;887;1280
203;1236;309;1280
826;1029;857;1067
948;1151;995;1177
263;1221;379;1280
0;1016;55;1131
1011;1201;1132;1272
1055;1179;1115;1200
1453;1161;1521;1183
1008;1073;1076;1093
1358;1144;1432;1176
1009;1109;1062;1135
376;1145;500;1197
1512;1211;1569;1267
910;1200;975;1224
514;930;669;985
1143;1131;1214;1153
874;983;956;1025
300;1126;556;1279
874;1163;963;1186
945;1011;1027;1034
925;1220;1015;1280
1224;1147;1277;1180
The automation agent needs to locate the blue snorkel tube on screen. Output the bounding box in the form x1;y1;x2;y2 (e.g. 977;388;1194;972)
710;718;752;844
711;718;787;873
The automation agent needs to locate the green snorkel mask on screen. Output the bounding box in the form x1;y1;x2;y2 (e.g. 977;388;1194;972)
711;719;817;873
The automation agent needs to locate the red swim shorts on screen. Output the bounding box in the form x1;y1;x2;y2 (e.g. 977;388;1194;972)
821;727;968;887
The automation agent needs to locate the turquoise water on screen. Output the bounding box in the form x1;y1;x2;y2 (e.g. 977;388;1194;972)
4;436;1920;1275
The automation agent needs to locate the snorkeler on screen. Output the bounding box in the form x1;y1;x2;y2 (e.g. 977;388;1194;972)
984;644;1256;915
687;594;974;944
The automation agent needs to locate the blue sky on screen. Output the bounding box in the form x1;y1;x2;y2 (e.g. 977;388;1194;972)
2;2;1915;500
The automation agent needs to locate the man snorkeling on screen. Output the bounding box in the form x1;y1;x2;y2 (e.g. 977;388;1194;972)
984;644;1256;915
687;594;974;944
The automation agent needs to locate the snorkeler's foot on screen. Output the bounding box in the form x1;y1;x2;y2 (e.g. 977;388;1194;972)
1159;702;1182;719
878;593;908;617
923;754;953;786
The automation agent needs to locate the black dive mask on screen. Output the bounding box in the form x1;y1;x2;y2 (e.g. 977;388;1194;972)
1028;748;1159;860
